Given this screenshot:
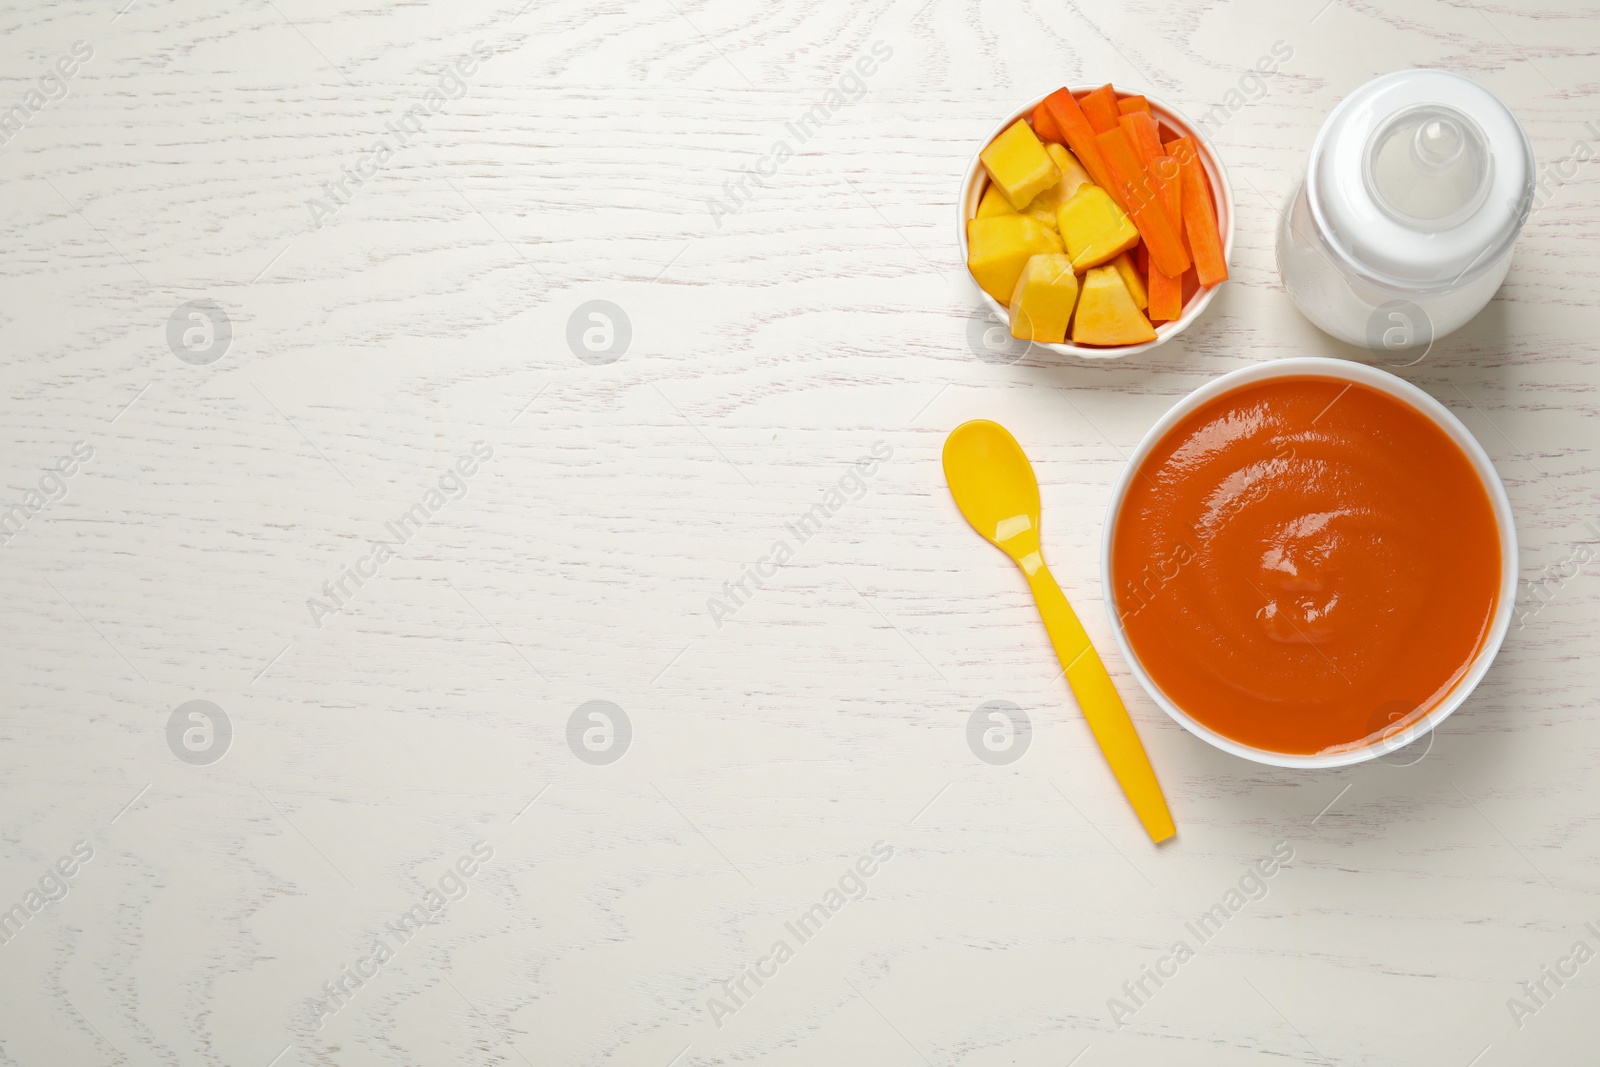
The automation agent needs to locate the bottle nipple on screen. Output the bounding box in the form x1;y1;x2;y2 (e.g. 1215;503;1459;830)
1365;104;1492;226
1415;117;1464;169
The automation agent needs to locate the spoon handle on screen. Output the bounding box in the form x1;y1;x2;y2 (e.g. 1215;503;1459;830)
1025;560;1175;843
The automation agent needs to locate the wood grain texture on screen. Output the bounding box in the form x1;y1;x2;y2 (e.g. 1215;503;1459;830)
0;0;1597;1064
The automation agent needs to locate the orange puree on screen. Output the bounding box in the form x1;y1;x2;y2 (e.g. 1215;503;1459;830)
1111;376;1500;755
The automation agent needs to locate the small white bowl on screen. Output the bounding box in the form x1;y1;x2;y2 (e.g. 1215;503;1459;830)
1100;357;1518;768
958;87;1235;359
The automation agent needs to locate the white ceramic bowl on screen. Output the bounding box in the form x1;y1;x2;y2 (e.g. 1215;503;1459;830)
958;88;1235;359
1100;357;1518;768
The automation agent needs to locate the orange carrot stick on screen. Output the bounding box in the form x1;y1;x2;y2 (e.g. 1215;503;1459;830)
1079;84;1121;134
1163;137;1209;199
1162;137;1202;176
1116;95;1150;115
1120;112;1166;171
1164;136;1228;286
1094;127;1190;278
1146;155;1184;321
1031;99;1063;144
1041;88;1125;209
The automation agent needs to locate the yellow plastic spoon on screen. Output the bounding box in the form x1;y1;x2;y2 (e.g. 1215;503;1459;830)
942;419;1175;844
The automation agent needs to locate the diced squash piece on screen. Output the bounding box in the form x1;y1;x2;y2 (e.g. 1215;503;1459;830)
1110;251;1148;310
1023;201;1059;231
980;119;1060;210
1079;85;1121;134
1056;184;1139;272
977;184;1017;218
1045;144;1092;200
1040;88;1125;210
1117;95;1150;115
1031;100;1064;144
1073;264;1158;346
1023;144;1093;228
1094;126;1190;277
1008;254;1080;344
1165;136;1229;286
966;215;1064;304
1146;157;1184;321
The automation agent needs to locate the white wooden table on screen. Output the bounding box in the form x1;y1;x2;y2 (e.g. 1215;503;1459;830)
2;2;1597;1064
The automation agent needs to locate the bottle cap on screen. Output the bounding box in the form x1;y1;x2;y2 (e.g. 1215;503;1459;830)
1307;69;1532;289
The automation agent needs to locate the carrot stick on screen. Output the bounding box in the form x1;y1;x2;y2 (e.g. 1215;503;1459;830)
1041;88;1125;209
1147;265;1182;321
1116;95;1150;115
1079;84;1121;134
1163;137;1210;200
1031;100;1063;144
1094;127;1190;277
1180;267;1200;306
1146;156;1183;321
1164;136;1228;286
1120;112;1166;171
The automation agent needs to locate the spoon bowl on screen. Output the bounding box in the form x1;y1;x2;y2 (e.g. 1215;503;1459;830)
942;420;1043;563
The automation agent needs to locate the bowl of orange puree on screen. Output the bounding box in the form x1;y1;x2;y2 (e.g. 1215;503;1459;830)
1103;357;1516;767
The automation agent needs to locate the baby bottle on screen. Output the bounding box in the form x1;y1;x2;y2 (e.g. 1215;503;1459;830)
1277;69;1534;352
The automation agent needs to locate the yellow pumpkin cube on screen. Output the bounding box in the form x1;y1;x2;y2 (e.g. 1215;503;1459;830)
1008;254;1080;344
1072;264;1157;346
1045;144;1093;203
980;119;1060;210
1056;185;1140;271
966;215;1063;305
976;185;1016;218
1023;203;1058;232
1023;147;1096;230
1110;251;1149;310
